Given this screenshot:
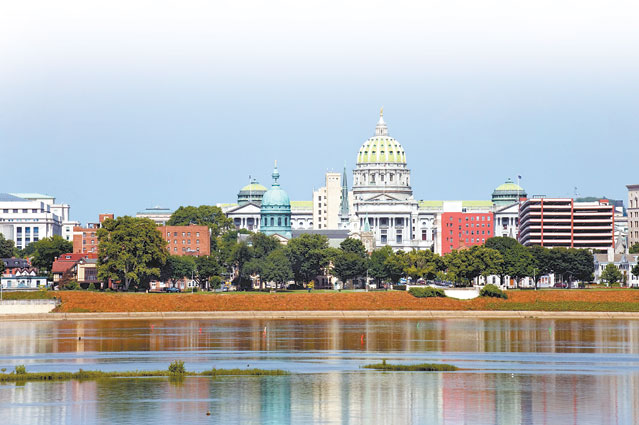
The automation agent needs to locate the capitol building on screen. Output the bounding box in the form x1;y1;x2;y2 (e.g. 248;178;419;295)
220;110;525;255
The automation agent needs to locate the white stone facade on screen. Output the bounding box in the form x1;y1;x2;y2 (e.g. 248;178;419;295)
628;184;639;248
349;113;436;252
0;193;71;250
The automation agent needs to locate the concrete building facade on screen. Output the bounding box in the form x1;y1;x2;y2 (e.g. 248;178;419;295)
0;193;74;250
313;172;341;230
628;184;639;248
518;198;614;251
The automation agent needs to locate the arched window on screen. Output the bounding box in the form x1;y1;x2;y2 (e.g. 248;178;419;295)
278;217;282;226
270;217;274;226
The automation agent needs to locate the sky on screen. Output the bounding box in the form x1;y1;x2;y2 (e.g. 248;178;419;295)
1;0;638;224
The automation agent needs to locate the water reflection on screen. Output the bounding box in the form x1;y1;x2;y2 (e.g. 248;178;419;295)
1;319;639;358
1;319;639;424
2;372;638;425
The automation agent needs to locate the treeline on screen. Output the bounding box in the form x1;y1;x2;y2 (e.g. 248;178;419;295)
93;205;597;290
3;204;593;290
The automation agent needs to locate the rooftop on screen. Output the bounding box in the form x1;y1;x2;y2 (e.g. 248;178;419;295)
9;193;55;200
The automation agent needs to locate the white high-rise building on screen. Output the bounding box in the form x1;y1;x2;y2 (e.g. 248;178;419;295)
0;193;73;250
628;184;639;249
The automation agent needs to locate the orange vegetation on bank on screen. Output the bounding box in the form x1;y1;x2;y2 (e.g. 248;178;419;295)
53;290;639;313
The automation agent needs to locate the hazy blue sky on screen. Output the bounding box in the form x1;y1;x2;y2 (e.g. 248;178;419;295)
2;0;638;224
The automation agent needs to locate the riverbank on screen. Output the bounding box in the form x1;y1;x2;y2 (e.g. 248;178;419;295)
2;290;639;318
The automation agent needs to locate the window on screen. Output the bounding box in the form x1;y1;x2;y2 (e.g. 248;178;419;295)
196;239;199;244
174;240;177;244
182;232;185;236
187;232;191;236
396;232;402;243
32;209;37;213
182;240;185;244
173;232;177;236
174;247;177;252
196;232;200;237
22;209;28;213
278;217;282;226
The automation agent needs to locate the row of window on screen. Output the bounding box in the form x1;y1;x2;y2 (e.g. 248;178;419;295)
447;237;486;244
172;247;200;252
16;227;39;234
168;239;201;245
1;208;44;214
169;231;200;237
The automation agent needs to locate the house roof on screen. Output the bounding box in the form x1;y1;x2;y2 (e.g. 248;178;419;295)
51;261;78;274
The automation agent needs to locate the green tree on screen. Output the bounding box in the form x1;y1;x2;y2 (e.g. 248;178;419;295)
29;236;74;274
195;254;223;289
369;246;394;283
528;245;553;289
0;234;16;258
249;232;280;259
404;249;443;281
444;246;502;286
384;250;409;283
230;241;253;288
285;234;330;284
332;252;368;284
97;216;168;291
261;249;293;289
167;205;234;239
161;255;196;288
485;237;533;288
339;238;368;257
600;263;622;285
632;263;639;280
629;243;639;254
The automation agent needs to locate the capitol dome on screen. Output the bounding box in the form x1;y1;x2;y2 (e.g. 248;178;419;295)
237;179;268;206
356;111;406;164
492;178;527;207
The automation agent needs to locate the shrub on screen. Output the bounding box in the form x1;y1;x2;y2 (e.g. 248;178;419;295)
168;360;185;375
363;362;458;371
409;287;446;298
480;284;507;299
64;280;80;290
87;283;96;291
209;276;222;289
14;365;27;375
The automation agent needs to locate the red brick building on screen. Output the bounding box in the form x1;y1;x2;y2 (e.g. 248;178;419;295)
441;211;494;255
73;214;114;254
158;225;210;256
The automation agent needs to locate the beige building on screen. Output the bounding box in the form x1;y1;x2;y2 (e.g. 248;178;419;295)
313;172;343;230
628;185;639;248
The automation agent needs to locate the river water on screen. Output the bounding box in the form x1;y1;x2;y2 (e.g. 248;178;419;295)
0;318;638;424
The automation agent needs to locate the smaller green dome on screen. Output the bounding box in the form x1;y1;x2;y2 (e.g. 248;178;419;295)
240;182;267;192
494;179;524;192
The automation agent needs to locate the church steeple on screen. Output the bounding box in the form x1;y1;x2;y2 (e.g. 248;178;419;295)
340;164;349;217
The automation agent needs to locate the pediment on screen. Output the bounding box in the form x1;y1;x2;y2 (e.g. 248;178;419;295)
364;193;402;202
226;202;261;214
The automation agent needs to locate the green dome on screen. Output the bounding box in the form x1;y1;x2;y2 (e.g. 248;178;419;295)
240;182;267;192
260;163;292;239
262;187;290;207
492;178;527;206
357;137;406;164
238;179;268;206
494;181;524;192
